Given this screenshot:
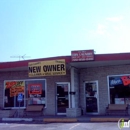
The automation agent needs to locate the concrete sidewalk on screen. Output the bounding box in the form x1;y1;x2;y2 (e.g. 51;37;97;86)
1;115;130;123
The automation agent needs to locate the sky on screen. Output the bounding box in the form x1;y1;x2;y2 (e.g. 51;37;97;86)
0;0;130;62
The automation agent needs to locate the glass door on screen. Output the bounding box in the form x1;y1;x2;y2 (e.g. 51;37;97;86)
56;82;70;115
85;81;99;114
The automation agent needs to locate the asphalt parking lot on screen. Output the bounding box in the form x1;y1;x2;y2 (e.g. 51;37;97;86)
0;122;123;130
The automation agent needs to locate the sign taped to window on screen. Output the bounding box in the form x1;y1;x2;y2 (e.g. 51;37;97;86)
28;84;42;95
64;85;68;92
17;93;23;102
5;80;25;97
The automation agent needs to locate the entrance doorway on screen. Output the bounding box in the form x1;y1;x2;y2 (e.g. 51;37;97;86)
56;82;70;115
85;81;99;114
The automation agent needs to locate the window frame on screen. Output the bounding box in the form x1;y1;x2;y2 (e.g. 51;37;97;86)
107;74;130;104
3;79;47;109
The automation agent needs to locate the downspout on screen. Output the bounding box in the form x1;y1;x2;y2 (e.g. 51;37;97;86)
71;67;75;108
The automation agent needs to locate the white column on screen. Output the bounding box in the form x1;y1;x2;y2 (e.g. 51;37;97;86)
71;67;75;108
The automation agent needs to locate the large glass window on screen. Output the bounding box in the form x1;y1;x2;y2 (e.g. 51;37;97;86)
4;79;46;109
109;75;130;104
4;80;25;108
25;79;46;107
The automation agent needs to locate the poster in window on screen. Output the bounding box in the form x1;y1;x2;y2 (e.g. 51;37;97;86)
4;80;25;108
115;98;124;104
125;98;130;104
26;80;46;105
28;84;42;95
64;85;68;92
92;84;97;91
5;80;25;97
32;98;42;104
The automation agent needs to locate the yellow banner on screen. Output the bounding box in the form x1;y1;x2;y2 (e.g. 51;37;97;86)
28;59;66;77
5;81;25;97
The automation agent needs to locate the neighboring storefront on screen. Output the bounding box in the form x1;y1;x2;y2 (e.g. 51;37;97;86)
108;75;130;105
1;50;130;117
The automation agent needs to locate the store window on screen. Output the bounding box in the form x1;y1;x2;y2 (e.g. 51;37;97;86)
4;80;25;108
4;79;46;109
25;79;46;107
109;75;130;104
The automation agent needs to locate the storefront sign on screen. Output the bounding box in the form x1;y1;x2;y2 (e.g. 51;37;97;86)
28;84;42;94
109;78;123;86
71;50;94;61
121;76;130;86
5;81;25;97
109;76;130;86
28;59;66;77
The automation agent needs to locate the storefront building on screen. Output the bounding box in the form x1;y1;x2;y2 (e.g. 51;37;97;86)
1;50;130;117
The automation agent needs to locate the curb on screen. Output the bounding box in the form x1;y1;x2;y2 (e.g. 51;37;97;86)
43;118;78;123
1;117;130;123
90;118;129;122
2;118;33;122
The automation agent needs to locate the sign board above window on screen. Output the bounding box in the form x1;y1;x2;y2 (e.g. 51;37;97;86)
71;50;94;62
28;59;66;77
109;75;130;87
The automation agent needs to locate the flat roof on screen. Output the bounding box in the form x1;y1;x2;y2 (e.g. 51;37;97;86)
1;52;130;70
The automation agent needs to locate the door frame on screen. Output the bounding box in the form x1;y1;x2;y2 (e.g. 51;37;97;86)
56;82;70;115
84;80;99;115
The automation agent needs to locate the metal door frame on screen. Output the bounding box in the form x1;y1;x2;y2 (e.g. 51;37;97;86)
56;82;70;115
84;80;99;114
